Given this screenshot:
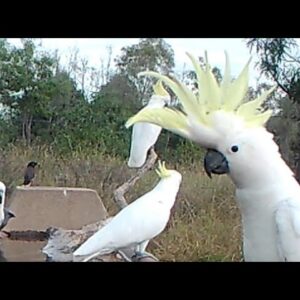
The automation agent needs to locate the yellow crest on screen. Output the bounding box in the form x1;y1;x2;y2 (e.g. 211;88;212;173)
153;80;169;97
155;160;171;178
135;52;276;128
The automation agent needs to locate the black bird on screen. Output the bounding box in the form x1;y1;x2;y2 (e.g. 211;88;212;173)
23;161;38;187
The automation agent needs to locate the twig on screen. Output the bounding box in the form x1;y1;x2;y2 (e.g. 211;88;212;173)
113;147;158;210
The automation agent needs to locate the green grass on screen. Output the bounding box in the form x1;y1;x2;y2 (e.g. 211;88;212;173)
0;145;243;261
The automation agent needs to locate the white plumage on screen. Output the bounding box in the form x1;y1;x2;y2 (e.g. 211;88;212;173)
0;181;5;226
125;52;300;261
128;81;170;168
0;181;15;231
212;126;300;261
275;197;300;261
73;162;182;261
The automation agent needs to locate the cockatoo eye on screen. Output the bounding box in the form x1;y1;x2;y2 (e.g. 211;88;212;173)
231;145;239;153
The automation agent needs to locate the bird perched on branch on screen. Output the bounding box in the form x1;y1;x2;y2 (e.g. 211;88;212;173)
126;51;300;261
127;80;171;168
0;181;15;233
73;161;182;262
23;161;38;187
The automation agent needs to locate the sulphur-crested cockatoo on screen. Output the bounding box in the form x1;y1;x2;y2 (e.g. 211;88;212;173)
73;161;182;262
127;80;170;168
125;51;300;262
0;181;15;231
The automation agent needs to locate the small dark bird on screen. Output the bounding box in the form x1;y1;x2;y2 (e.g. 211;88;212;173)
23;161;38;187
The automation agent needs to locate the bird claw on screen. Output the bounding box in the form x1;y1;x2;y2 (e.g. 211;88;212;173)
116;250;132;262
131;251;159;262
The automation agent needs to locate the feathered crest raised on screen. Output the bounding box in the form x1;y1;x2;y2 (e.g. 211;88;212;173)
155;160;171;178
153;80;169;97
126;52;276;130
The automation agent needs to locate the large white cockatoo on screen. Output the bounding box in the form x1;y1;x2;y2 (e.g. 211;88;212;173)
126;51;300;262
0;181;15;231
127;80;171;168
73;161;182;262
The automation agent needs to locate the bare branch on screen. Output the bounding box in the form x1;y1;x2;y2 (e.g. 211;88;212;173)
113;147;158;210
268;69;291;97
284;51;300;65
105;45;113;83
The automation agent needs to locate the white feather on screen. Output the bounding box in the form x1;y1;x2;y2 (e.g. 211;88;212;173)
0;181;6;224
221;128;300;261
73;170;182;259
128;95;170;168
275;197;300;261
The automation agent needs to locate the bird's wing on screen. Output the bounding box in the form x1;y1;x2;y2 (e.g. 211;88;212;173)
24;167;35;184
74;194;168;257
127;122;162;168
275;197;300;261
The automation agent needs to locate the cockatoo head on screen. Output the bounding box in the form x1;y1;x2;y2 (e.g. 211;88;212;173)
147;79;171;107
126;52;278;188
156;160;182;187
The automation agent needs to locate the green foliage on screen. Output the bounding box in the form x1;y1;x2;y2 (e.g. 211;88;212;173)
0;38;279;166
0;39;58;145
115;38;175;102
247;38;300;99
155;131;206;165
246;38;300;178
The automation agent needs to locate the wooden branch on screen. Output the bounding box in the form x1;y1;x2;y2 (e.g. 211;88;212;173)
113;147;158;210
43;218;133;262
43;217;158;262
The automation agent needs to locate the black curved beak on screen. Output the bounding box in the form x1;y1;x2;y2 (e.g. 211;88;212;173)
204;149;229;178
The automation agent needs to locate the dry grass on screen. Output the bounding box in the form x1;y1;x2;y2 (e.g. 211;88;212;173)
0;145;243;261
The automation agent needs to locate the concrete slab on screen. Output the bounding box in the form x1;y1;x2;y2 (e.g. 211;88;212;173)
5;186;108;231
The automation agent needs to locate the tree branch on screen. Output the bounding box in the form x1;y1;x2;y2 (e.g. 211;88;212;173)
113;147;158;210
268;69;291;97
284;51;300;65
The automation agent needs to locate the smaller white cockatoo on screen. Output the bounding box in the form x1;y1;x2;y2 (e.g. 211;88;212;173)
73;161;182;262
127;80;171;168
0;181;15;231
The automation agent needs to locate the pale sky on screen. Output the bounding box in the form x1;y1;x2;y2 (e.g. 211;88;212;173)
5;38;279;88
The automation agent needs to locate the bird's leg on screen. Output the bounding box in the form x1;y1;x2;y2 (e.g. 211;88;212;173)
116;250;132;262
134;251;159;261
80;251;102;262
131;241;159;261
138;240;150;253
80;250;133;262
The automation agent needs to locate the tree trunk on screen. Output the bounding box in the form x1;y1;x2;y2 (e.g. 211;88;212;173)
22;116;26;142
26;115;33;146
21;113;33;146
